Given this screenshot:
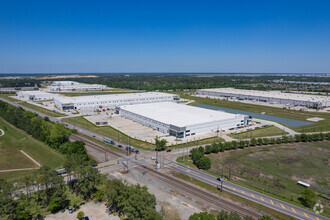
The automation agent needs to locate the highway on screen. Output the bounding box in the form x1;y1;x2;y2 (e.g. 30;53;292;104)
0;97;328;220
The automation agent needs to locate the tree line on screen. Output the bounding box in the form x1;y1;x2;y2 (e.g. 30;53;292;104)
188;210;273;220
0;100;88;159
190;132;330;170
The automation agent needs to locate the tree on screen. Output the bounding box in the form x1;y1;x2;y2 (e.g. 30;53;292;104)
0;179;16;219
77;211;85;219
258;215;273;220
217;210;229;220
300;188;317;208
196;156;211;170
155;137;167;151
189;212;216;220
250;138;257;146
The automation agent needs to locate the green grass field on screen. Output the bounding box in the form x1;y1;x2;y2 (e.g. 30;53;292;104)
175;92;330;133
207;141;330;215
228;125;288;139
64;116;224;150
0;94;19;102
0;117;64;181
18;102;65;117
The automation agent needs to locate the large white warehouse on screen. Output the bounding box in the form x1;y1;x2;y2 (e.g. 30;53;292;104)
48;81;106;91
197;88;330;109
118;102;249;138
16;91;59;100
54;92;180;110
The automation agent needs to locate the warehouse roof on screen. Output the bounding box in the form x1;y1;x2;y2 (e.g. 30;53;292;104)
17;91;58;96
120;102;243;127
199;88;329;103
54;92;177;104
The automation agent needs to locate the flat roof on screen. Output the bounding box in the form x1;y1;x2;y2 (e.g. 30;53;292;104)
120;102;243;127
199;88;329;103
54;92;177;104
17;91;57;96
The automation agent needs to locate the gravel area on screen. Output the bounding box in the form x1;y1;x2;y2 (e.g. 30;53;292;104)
45;201;119;220
109;168;205;220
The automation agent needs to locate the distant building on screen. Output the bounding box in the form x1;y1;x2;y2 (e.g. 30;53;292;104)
197;88;330;109
118;102;249;138
48;81;106;91
16;91;59;100
54;92;179;110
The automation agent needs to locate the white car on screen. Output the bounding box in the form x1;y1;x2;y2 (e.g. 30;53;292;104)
151;156;157;160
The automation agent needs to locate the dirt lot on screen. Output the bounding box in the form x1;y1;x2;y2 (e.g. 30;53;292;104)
46;201;119;220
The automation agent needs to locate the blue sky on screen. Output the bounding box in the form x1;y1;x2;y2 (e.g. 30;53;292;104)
0;0;329;73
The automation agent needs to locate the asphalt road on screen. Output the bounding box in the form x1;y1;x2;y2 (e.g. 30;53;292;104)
1;97;328;220
168;162;327;220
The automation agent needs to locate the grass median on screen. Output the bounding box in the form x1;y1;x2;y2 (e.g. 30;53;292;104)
228;125;288;139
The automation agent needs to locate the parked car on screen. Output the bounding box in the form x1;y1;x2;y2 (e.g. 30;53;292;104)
151;156;157;160
84;217;89;220
166;149;172;152
91;163;97;167
118;145;123;148
68;206;73;214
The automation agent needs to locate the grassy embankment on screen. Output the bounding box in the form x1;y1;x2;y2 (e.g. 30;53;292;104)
0;94;20;102
177;141;330;217
228;125;288;139
18;102;65;117
63;116;224;150
0;117;64;181
174;92;330;133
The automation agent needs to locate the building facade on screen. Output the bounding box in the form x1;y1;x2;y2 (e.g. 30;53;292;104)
54;92;180;110
16;91;59;100
118;102;249;138
197;88;330;109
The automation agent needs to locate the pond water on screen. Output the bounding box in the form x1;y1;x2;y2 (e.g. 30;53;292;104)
194;103;313;127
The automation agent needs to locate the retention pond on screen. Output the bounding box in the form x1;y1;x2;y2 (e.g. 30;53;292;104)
194;103;313;127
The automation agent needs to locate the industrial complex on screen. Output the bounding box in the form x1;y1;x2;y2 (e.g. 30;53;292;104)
118;102;249;138
53;92;180;110
47;81;107;91
16;91;59;100
197;88;330;108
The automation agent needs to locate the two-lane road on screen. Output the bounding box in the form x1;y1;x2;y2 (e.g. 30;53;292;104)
168;162;327;220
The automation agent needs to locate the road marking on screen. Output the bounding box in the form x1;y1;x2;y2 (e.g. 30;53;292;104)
316;217;320;220
260;196;264;201
270;200;274;205
251;193;255;198
280;203;285;209
242;191;244;194
291;208;296;213
304;213;308;217
233;188;236;191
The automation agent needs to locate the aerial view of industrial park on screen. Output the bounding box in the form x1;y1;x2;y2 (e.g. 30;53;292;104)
0;1;329;220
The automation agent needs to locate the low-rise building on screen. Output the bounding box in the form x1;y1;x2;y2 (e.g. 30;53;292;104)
54;92;179;110
118;102;249;138
197;88;330;109
16;91;59;100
